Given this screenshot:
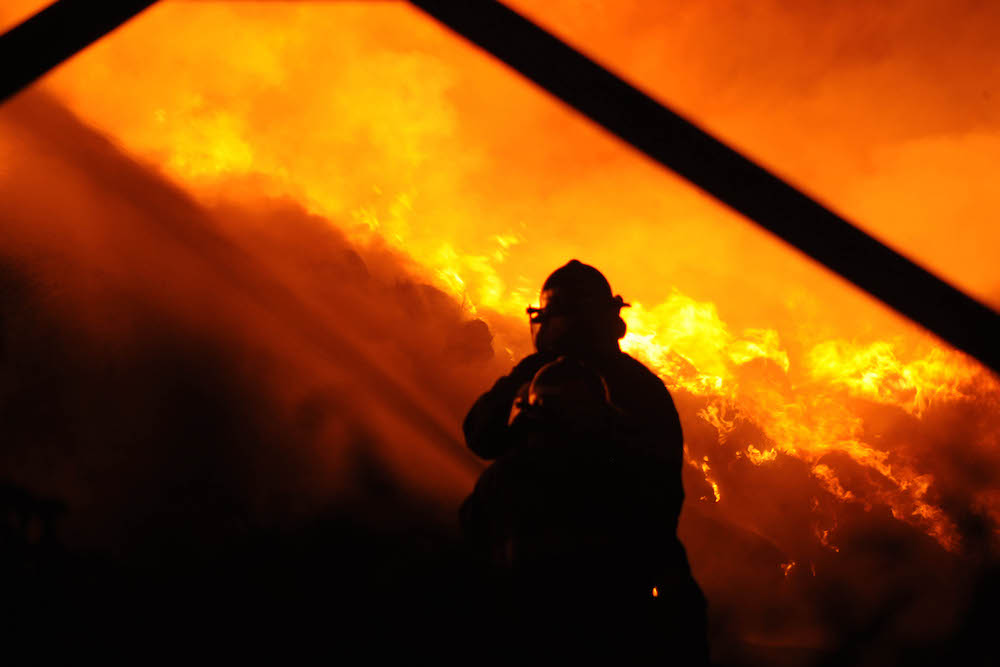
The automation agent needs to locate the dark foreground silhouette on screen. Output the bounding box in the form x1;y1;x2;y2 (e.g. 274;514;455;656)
460;261;709;662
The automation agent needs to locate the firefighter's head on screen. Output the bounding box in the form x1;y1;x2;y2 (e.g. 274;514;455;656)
528;356;611;414
507;356;612;427
527;260;629;357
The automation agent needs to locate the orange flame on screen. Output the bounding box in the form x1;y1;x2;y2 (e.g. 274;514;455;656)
6;1;998;558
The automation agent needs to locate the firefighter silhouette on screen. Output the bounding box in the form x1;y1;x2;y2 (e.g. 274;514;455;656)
460;260;708;661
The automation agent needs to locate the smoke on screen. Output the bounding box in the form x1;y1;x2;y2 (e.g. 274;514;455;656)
0;89;511;565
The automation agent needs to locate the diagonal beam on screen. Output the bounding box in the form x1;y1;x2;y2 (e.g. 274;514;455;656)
409;0;1000;375
0;0;159;104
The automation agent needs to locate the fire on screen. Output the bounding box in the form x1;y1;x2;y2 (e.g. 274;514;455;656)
807;340;990;417
745;445;777;466
700;458;721;504
3;0;999;604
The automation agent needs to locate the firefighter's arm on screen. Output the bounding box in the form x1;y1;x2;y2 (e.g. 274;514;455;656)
649;384;686;526
462;352;553;459
639;372;685;470
626;376;686;521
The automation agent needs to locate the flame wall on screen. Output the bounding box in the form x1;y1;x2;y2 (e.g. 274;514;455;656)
1;1;999;664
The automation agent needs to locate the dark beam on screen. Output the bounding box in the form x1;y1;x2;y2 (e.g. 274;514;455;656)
0;0;159;104
410;0;1000;374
